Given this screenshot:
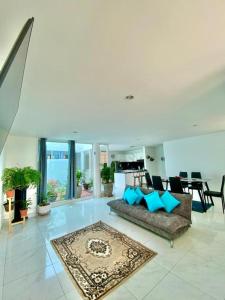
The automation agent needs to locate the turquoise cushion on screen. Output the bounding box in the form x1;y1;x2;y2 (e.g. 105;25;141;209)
123;187;138;205
135;187;145;204
123;187;131;201
161;191;181;213
144;191;165;212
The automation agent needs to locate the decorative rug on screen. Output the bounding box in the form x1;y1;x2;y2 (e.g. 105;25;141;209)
192;200;213;213
51;221;156;300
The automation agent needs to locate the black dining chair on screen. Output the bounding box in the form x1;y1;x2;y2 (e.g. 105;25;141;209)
189;172;206;211
169;177;184;194
179;171;189;191
204;175;225;214
152;175;164;191
145;172;153;188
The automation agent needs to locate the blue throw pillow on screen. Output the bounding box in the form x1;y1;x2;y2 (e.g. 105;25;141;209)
123;187;138;205
161;191;181;213
144;191;165;212
135;187;145;204
123;187;131;201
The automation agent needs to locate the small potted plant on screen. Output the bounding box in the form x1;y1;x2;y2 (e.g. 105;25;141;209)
2;168;17;212
76;170;83;198
101;163;113;197
38;195;51;216
20;199;32;218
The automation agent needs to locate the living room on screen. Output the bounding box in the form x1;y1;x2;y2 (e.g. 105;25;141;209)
0;1;225;300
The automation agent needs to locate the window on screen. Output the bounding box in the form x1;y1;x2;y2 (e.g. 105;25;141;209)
46;142;69;201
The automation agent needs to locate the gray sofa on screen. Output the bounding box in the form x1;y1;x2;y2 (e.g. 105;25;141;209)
107;187;192;247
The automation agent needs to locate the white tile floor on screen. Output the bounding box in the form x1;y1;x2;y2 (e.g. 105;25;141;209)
0;197;225;300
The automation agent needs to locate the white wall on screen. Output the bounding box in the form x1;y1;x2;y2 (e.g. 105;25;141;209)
144;145;166;177
164;131;225;190
110;147;144;162
3;134;38;217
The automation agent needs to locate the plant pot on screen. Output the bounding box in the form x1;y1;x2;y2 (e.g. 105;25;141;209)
76;186;82;198
103;183;113;197
83;183;89;190
3;201;14;212
20;209;28;218
38;204;51;216
6;190;15;198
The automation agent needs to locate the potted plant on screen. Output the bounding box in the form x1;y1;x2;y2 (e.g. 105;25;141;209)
101;163;113;197
47;180;58;202
38;195;51;216
2;167;41;222
2;168;17;206
76;170;83;198
20;199;32;218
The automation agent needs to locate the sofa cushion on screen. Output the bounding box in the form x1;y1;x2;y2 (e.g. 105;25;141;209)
123;187;139;205
161;191;181;213
144;191;165;212
135;187;145;204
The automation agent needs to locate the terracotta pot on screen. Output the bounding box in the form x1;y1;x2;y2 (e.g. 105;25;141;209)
20;209;28;218
6;190;15;198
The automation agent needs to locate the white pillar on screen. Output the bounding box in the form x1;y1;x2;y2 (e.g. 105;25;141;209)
106;144;110;165
93;143;101;198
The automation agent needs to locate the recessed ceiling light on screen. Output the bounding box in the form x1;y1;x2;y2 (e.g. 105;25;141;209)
124;95;134;100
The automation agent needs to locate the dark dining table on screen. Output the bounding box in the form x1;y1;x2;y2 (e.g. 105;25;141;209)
162;177;213;212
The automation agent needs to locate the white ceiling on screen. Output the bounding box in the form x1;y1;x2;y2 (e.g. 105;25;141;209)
1;0;225;149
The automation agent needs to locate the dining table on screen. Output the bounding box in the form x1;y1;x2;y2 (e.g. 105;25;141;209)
162;177;213;212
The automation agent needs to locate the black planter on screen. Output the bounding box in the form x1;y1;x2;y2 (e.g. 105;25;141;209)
12;188;27;223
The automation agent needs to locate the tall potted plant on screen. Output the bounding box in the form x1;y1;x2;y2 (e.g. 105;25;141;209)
2;168;17;211
101;163;113;197
76;169;83;198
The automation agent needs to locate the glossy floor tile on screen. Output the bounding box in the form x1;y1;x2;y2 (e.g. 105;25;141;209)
0;197;225;300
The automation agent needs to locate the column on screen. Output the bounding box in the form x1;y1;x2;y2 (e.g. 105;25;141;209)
93;143;101;198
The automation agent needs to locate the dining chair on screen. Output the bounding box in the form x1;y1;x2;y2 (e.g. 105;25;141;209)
204;175;225;214
169;177;184;194
179;171;188;178
179;171;189;191
189;172;206;211
152;175;164;191
145;172;153;188
189;172;203;192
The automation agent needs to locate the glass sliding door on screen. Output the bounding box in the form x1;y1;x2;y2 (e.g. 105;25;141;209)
75;143;93;198
46;141;69;202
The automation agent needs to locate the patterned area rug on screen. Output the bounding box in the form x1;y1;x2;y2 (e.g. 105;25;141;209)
51;221;156;300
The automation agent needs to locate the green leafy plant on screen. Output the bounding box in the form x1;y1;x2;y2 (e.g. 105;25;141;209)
110;161;116;183
2;167;17;192
76;170;83;186
101;163;111;184
20;199;32;210
47;180;58;201
39;194;49;207
2;167;41;192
